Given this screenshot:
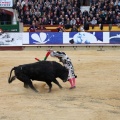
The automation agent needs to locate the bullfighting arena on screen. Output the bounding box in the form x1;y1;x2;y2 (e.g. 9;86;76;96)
0;46;120;120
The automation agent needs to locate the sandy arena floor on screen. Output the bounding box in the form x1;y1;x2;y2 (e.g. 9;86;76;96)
0;49;120;120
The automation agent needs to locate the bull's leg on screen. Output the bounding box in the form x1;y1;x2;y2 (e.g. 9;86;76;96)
53;79;62;89
16;74;38;93
46;81;52;93
24;83;29;88
27;80;38;93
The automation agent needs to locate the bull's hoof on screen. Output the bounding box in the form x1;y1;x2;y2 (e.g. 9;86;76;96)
34;90;39;93
24;85;29;88
8;81;11;84
32;89;39;93
59;86;63;89
48;90;51;93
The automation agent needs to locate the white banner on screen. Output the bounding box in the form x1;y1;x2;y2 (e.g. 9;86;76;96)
0;32;22;46
0;0;13;7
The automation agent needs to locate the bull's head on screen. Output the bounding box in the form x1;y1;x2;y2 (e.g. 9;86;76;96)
59;67;68;82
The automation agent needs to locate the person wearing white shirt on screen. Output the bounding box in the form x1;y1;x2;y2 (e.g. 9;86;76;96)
91;17;97;29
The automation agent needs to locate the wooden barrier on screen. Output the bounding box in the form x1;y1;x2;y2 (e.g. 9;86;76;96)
23;24;120;32
0;46;23;50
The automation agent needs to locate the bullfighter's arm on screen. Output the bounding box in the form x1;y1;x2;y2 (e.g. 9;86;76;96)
50;51;66;58
44;50;66;61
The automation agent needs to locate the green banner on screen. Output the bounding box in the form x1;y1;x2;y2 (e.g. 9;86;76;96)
0;21;19;32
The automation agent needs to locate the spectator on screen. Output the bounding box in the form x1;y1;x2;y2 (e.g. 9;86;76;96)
29;21;38;32
90;4;96;12
82;10;89;17
39;25;46;30
60;18;65;25
42;17;49;25
84;19;89;30
70;18;76;26
19;15;25;23
76;18;81;28
108;18;114;30
103;16;109;24
87;16;92;24
21;0;26;8
13;0;120;30
54;17;60;25
80;25;85;31
64;18;71;29
98;18;104;30
37;17;42;25
115;5;120;14
57;25;64;32
91;17;97;29
25;17;32;25
99;10;106;21
71;25;78;32
32;17;38;25
35;9;41;17
114;15;120;27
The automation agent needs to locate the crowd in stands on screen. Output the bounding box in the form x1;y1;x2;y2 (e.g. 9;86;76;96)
14;0;120;31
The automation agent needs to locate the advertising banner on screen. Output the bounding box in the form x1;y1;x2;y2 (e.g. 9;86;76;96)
63;32;105;44
0;0;13;7
27;32;120;45
1;32;120;46
64;32;120;44
29;32;63;44
109;32;120;44
0;32;22;46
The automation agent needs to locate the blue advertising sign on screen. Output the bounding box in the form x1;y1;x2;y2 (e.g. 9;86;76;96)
109;32;120;44
25;32;120;45
29;32;63;44
63;32;104;44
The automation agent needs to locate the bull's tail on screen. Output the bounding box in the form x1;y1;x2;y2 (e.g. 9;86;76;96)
8;67;16;83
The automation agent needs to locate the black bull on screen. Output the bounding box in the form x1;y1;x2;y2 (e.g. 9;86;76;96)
8;61;68;92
